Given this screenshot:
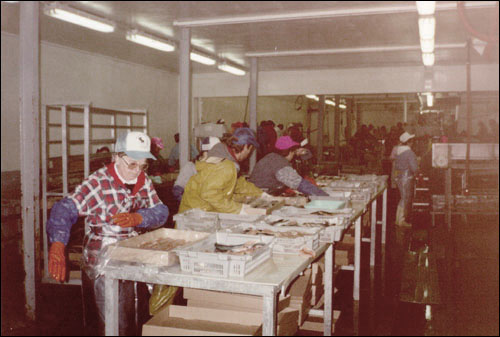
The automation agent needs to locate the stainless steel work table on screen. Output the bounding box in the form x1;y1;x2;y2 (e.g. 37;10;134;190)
103;242;330;335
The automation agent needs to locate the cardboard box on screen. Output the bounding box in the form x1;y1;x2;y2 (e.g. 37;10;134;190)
142;305;261;336
184;288;290;312
300;310;341;334
311;285;324;306
335;243;354;266
106;228;209;266
342;233;355;245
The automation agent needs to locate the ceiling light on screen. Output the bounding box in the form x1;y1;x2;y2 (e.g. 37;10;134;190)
339;104;347;109
427;93;434;107
420;38;434;53
306;95;319;101
418;17;435;40
422;52;435;66
217;62;246;76
126;30;175;52
44;3;115;33
416;1;436;15
190;51;216;65
325;99;336;106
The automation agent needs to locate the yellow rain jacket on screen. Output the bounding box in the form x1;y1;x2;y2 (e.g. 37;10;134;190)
179;157;263;214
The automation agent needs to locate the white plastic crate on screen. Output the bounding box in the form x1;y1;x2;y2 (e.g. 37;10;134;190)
174;209;263;232
221;222;321;254
174;232;273;278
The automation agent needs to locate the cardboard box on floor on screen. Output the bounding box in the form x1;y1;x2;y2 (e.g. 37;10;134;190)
142;305;261;336
288;268;313;325
184;288;290;313
300;310;341;334
147;305;300;336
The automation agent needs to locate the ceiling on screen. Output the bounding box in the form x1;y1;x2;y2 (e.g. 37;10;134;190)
1;1;499;75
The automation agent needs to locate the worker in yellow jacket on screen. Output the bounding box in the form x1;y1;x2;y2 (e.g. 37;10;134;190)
179;127;266;214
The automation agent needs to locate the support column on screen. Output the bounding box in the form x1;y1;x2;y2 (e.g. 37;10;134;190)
334;95;341;163
179;27;191;168
249;57;258;172
355;98;361;133
346;98;352;142
317;95;325;163
404;96;408;123
20;1;40;321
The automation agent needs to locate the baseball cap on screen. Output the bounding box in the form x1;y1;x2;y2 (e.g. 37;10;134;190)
201;136;220;151
275;136;300;150
232;127;259;148
399;131;415;143
115;132;156;160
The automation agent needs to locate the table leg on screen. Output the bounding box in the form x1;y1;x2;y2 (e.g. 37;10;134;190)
324;243;335;336
381;188;387;296
370;199;377;331
104;276;119;336
262;292;277;336
354;217;361;301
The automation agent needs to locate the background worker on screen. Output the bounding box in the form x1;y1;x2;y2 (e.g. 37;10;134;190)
249;135;329;196
172;136;220;202
178;127;267;215
391;131;418;227
167;133;199;170
46;131;169;335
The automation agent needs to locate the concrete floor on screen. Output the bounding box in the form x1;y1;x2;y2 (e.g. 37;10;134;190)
2;188;499;336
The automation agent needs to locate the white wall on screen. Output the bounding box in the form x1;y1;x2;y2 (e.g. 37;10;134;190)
1;32;179;172
193;64;499;97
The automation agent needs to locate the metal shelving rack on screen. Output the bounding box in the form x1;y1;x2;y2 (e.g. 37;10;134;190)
41;103;148;285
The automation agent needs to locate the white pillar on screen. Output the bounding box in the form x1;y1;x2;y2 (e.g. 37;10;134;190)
179;27;191;168
19;1;40;321
249;57;258;172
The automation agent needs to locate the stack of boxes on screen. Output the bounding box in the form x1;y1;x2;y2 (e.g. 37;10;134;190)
144;288;300;336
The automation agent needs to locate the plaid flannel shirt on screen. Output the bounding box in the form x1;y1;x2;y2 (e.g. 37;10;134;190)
69;163;164;273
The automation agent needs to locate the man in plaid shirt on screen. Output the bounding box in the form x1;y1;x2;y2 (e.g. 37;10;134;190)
46;131;169;335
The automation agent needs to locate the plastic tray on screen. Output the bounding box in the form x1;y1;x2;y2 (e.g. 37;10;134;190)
304;199;346;210
221;222;321;254
174;232;273;278
174;209;263;232
263;214;349;243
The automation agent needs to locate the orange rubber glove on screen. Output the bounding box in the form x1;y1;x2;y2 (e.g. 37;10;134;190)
48;242;66;282
112;213;143;228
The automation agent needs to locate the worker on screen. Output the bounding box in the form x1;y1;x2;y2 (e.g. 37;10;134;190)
172;136;221;202
178;127;268;214
167;133;199;170
46;131;169;335
249;135;329;196
391;131;418;227
148;136;169;177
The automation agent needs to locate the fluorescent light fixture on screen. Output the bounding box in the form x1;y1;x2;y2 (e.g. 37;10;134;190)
190;51;216;65
325;99;336;106
422;52;435;66
306;94;318;100
44;3;115;33
126;30;175;52
339;104;347;109
427;93;434;107
416;1;436;15
420;38;434;53
217;62;246;76
418;17;435;40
